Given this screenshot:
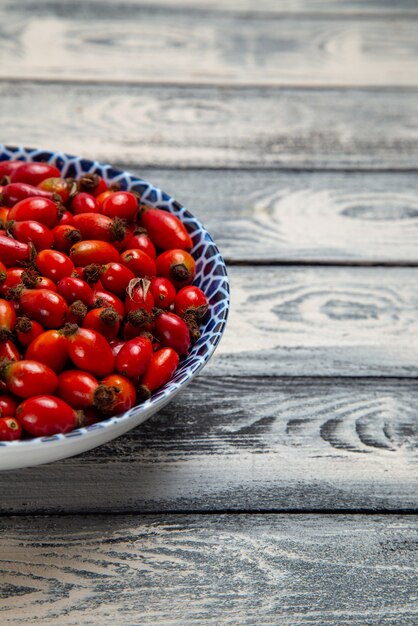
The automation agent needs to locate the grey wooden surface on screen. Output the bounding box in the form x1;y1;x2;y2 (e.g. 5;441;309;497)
0;515;417;625
1;0;418;624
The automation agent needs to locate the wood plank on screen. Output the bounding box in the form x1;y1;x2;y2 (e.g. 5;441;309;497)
3;83;418;170
136;169;418;263
0;514;417;624
50;0;418;17
3;5;418;86
213;265;418;378
1;377;416;514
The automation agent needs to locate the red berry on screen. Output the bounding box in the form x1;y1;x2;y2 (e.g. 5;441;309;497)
0;160;24;178
175;286;208;319
10;162;61;186
0;395;18;417
1;183;56;207
8;197;58;228
57;276;95;306
7;220;54;251
138;347;180;398
52;224;81;252
156;249;196;289
72;212;126;243
25;330;69;372
141;207;192;251
123;231;156;259
57;369;116;412
0;359;58;398
0;416;22;441
36;249;75;282
120;249;156;278
0;338;20;362
102;191;138;221
38;177;70;202
58;210;75;226
115;336;153;378
96;190;113;209
0;299;16;342
0;234;32;267
101;374;136;413
19;288;69;328
82;307;120;341
14;317;44;347
17;395;82;437
65;326;115;377
93;289;125;317
100;262;135;296
70;240;120;266
150;277;176;309
72;192;100;215
154;311;191;355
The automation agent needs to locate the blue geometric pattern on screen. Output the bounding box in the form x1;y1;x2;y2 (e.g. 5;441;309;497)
0;145;229;448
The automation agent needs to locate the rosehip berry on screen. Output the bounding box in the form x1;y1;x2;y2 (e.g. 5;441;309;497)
19;288;69;328
101;374;136;413
100;262;135;296
115;336;153;378
25;330;69;372
7;220;54;251
82;307;120;341
36;249;75;282
57;369;116;412
156;249;196;289
52;224;82;252
10;162;61;186
64;325;115;377
17;395;83;437
0;359;58;398
120;249;156;279
70;240;120;266
102;191;138;221
141;207;193;251
14;316;44;348
8;197;58;228
0;416;22;441
175;286;208;319
138;347;180;400
154;311;191;355
0;395;18;417
150;277;176;309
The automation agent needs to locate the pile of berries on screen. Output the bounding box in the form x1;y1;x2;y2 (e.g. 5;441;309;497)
0;160;208;440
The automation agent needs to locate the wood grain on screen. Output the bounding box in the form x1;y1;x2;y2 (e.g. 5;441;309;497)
3;4;418;86
59;0;418;16
137;169;418;263
1;377;416;514
211;265;418;378
0;514;417;624
3;83;418;170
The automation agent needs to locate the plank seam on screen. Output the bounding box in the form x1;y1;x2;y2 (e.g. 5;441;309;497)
1;509;417;518
4;77;418;93
225;260;418;268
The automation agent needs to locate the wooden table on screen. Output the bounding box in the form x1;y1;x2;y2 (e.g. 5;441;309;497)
1;1;418;623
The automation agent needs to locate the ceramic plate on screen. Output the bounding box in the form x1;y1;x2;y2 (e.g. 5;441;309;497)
0;145;229;470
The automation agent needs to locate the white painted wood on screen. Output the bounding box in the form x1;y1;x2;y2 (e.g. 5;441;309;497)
139;169;418;263
2;5;418;86
57;0;418;15
1;377;416;514
0;514;416;624
210;266;418;377
2;83;418;169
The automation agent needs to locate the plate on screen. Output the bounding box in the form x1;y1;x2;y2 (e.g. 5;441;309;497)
0;145;229;470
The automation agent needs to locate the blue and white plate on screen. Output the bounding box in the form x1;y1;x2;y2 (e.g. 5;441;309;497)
0;145;229;470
